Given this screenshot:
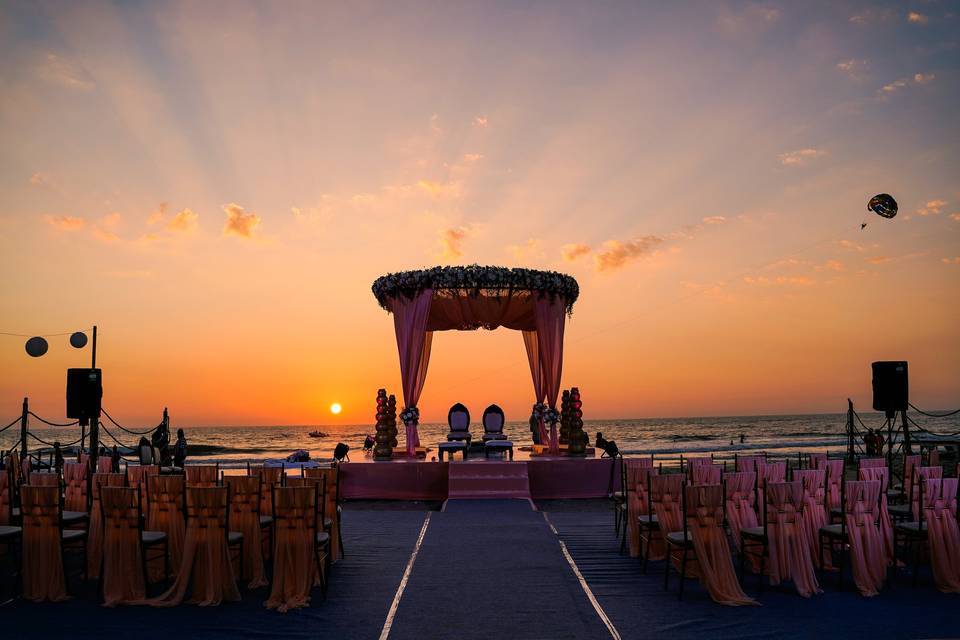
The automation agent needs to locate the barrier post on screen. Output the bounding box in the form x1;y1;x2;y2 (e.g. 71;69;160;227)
846;399;855;463
20;397;28;458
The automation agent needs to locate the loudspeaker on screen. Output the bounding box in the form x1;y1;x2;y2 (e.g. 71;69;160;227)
872;361;908;412
67;368;102;420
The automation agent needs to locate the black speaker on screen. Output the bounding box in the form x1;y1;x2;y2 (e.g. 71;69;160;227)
67;368;102;420
872;361;908;412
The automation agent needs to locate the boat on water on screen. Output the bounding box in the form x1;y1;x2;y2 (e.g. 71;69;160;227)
308;430;327;438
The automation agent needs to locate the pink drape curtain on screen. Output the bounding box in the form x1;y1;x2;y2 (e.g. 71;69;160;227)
265;486;321;612
692;464;722;486
20;486;69;603
522;330;549;445
625;460;655;558
921;478;960;593
390;289;434;456
765;481;821;597
146;475;186;581
913;466;943;520
534;297;565;453
88;473;127;579
794;469;831;568
100;487;147;607
63;463;88;513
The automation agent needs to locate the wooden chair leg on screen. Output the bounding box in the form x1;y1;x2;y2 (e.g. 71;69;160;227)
663;547;671;591
678;547;688;600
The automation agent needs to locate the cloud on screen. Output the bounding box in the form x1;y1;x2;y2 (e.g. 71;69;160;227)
942;257;960;265
817;259;845;272
866;256;892;264
907;11;929;24
836;59;869;80
951;213;960;222
39;53;95;90
916;199;947;216
92;227;120;243
743;275;816;286
29;172;47;187
473;116;488;128
838;239;867;252
850;8;896;24
222;203;261;239
438;226;473;259
167;208;198;232
416;179;462;199
717;6;780;34
561;243;592;262
147;202;168;225
702;216;726;225
46;215;85;231
880;73;935;98
594;235;664;272
779;148;826;166
462;153;484;163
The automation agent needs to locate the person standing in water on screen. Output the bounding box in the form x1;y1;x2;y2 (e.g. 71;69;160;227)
173;428;188;468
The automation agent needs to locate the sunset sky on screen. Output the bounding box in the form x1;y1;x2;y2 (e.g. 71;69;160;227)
1;1;958;427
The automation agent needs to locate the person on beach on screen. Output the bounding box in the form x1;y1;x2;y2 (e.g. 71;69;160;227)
111;445;121;472
173;428;188;467
53;441;64;471
739;433;745;444
864;429;876;455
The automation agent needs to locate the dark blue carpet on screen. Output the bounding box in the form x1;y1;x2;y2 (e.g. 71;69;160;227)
388;499;610;640
548;510;959;640
1;509;428;640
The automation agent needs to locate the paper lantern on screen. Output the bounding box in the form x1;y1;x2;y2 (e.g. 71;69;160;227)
25;336;48;357
70;331;88;348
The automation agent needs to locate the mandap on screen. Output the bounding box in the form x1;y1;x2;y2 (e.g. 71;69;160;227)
372;265;579;456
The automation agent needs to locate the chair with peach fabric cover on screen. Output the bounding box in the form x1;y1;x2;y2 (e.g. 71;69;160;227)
248;463;284;559
667;484;757;606
20;485;84;602
266;482;330;612
624;462;656;558
145;486;241;607
185;464;220;488
63;462;88;514
127;465;160;512
918;478;960;593
304;465;343;561
691;463;722;486
145;475;186;581
31;471;61;488
225;475;267;589
819;479;886;596
859;466;893;563
794;469;830;568
99;486;168;606
736;455;763;473
87;472;126;579
724;472;759;564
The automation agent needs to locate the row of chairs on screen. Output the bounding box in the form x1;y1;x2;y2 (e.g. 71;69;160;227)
0;460;343;611
439;403;513;460
619;454;960;602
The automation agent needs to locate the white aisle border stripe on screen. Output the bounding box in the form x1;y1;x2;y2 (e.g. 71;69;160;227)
543;512;622;640
379;512;432;640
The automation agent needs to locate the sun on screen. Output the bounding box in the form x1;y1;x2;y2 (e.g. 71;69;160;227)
330;402;342;415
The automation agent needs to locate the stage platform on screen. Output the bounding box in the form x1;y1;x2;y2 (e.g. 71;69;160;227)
340;456;621;501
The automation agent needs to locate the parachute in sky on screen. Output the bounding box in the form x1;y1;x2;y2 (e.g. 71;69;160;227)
861;193;898;230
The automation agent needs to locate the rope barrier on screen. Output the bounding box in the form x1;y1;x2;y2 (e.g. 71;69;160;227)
0;416;20;433
907;413;960;438
98;423;137;461
101;408;157;436
27;412;79;427
908;403;960;418
0;330;81;338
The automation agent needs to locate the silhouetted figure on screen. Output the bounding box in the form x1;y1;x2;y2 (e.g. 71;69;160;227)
595;432;620;458
865;429;877;455
111;445;120;472
875;430;885;456
363;434;375;453
53;441;64;471
173;428;187;468
153;421;171;466
740;433;746;444
530;413;541;445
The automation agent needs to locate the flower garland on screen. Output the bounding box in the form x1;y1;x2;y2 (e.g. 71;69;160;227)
544;408;560;425
372;265;579;315
399;406;420;426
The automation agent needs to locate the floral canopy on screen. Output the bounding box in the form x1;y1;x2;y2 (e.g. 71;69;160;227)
372;265;580;455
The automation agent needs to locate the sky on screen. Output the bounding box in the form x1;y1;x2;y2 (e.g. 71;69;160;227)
0;1;958;427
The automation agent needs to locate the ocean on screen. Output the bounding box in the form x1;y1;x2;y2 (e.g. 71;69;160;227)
6;411;959;469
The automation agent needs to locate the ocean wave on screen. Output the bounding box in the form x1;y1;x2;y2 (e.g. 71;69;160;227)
620;437;848;456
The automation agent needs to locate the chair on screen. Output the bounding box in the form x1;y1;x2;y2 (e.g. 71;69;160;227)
20;485;85;602
145;475;186;581
266;483;330;612
893;477;931;588
649;474;684;576
481;404;507;441
225;476;267;588
724;471;759;558
145;486;242;606
185;464;220;487
0;467;13;526
808;452;827;470
859;466;894;562
741;480;820;597
127;464;160;512
249;463;284;560
620;459;654;556
794;469;829;568
919;478;960;592
31;470;61;488
87;472;126;579
98;486;168;605
304;466;344;560
635;467;661;571
691;463;722;486
736;455;763;473
859;457;887;470
62;462;88;514
446;403;472;445
819;479;885;596
667;483;756;605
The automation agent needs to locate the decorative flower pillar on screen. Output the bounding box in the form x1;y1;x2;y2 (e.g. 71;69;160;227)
373;389;393;461
567;387;586;457
559;389;571;446
387;395;399;450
